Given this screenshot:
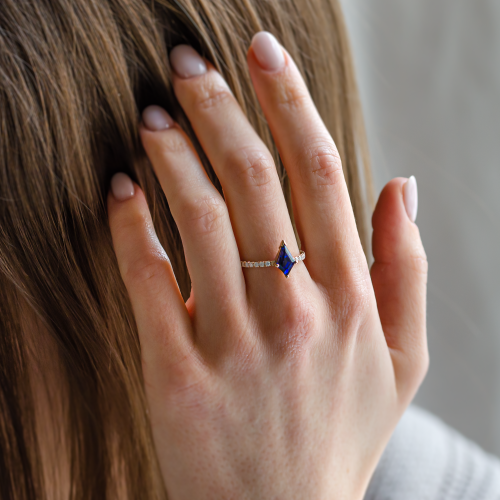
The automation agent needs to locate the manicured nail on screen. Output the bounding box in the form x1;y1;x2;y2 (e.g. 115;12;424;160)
251;31;285;72
111;173;134;201
170;45;207;79
142;105;174;131
403;175;418;222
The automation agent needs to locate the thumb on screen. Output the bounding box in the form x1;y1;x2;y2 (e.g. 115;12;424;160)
371;176;429;397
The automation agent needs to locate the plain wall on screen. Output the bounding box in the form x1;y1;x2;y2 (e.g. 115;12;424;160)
340;0;500;455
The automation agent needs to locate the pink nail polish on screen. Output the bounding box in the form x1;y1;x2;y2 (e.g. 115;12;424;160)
170;45;207;79
142;105;174;131
251;31;285;72
111;173;135;201
403;176;418;222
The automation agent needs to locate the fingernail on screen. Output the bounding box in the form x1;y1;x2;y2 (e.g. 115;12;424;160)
403;175;418;222
251;31;285;72
111;173;134;201
142;105;174;131
170;45;207;79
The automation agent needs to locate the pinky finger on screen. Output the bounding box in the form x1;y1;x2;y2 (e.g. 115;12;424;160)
107;173;195;385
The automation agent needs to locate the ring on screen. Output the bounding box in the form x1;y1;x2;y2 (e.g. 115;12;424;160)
241;240;306;278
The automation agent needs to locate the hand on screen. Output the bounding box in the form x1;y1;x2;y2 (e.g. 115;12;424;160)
107;32;428;500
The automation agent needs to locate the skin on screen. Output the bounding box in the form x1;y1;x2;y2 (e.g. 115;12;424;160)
107;36;428;499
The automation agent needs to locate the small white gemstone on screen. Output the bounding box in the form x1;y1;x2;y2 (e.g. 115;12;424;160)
259;262;263;267
250;262;254;267
265;261;270;267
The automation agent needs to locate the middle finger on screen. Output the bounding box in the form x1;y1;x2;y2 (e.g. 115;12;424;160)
170;45;301;272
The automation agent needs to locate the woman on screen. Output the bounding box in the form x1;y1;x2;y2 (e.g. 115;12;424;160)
0;0;497;498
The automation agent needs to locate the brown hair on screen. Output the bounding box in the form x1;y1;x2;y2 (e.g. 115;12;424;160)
0;0;372;498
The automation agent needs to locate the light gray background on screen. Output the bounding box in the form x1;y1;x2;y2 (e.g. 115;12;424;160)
340;0;500;455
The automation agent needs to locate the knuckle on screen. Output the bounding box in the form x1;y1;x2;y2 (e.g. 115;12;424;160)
162;356;213;413
227;146;276;190
124;254;168;288
115;209;147;237
270;290;319;357
181;195;227;237
157;131;191;156
409;253;428;278
192;74;234;112
346;286;371;316
343;289;371;327
114;212;170;287
331;263;373;319
344;258;372;297
216;333;263;376
275;73;310;111
349;272;372;307
301;142;343;190
166;354;207;396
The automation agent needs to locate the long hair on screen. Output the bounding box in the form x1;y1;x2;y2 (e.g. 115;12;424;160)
0;0;373;498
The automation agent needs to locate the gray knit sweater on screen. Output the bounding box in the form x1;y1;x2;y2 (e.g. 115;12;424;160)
365;406;500;499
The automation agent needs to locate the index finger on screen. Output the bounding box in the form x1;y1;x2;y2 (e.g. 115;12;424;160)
247;32;367;286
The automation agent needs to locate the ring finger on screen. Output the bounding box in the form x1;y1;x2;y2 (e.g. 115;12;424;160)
247;32;369;287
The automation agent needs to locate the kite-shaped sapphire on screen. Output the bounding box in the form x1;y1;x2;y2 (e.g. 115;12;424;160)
275;241;296;278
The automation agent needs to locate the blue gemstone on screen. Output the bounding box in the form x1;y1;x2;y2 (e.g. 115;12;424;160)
276;243;296;277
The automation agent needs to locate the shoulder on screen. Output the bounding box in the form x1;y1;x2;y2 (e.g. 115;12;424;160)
365;405;500;500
